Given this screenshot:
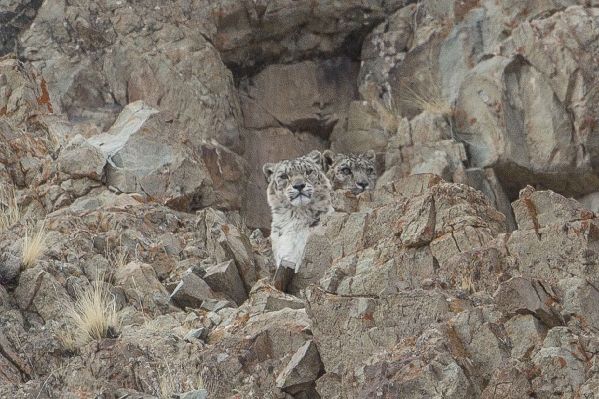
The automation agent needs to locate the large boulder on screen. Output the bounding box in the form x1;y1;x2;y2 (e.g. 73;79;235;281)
88;101;247;212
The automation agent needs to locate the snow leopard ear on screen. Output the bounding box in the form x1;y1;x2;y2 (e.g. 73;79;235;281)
262;163;276;183
323;150;335;172
306;150;324;169
364;149;376;162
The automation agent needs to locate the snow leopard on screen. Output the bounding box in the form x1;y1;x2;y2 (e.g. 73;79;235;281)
263;150;333;272
323;150;378;194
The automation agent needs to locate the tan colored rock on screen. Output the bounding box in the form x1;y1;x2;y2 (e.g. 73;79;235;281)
306;286;452;375
114;261;171;314
14;268;70;323
494;277;563;327
57;135;105;180
481;359;533;399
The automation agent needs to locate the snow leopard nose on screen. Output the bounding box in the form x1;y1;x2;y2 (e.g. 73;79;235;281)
293;183;306;191
357;181;369;190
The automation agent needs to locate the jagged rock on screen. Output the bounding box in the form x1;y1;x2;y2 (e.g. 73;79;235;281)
454;8;599;198
184;328;208;342
199;299;234;313
513;187;594;231
199;208;258;291
494;277;563;327
505;314;547;360
170;271;216;309
349;327;477;398
531;327;589;397
203;260;247;305
449;307;511;385
315;373;342;399
88;101;246;212
177;390;208;399
306;286;452;376
200;307;313;397
436;246;513;294
0;253;21;284
481;359;533;399
57;135;105;180
558;277;599;331
0;58;51;126
114;261;171;314
14;268;70;323
276;340;323;395
507;189;599;283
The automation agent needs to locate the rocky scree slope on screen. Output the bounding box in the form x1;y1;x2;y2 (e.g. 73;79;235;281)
3;0;599;398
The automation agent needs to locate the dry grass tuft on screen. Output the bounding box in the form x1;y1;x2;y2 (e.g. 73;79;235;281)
106;244;129;269
57;330;79;354
400;79;452;117
65;274;119;346
459;271;476;294
21;221;48;268
156;362;205;399
0;186;21;233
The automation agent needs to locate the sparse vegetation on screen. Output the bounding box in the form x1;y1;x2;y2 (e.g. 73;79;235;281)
0;186;21;233
21;221;48;268
106;243;129;269
400;79;453;117
155;362;206;399
65;273;119;347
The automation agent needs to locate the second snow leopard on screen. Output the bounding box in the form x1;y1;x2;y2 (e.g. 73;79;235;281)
323;150;378;194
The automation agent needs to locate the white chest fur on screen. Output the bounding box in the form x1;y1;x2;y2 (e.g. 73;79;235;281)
270;216;311;272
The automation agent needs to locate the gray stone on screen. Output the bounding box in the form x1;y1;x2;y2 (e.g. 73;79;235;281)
213;1;410;71
203;260;247;305
200;299;234;313
170;271;215;309
177;390;208;399
306;286;452;375
240;58;357;132
276;341;323;394
0;253;21;284
505;314;546;360
115;261;172;313
14;268;70;323
531;327;587;397
58;135;106;180
558;277;599;331
184;328;208;342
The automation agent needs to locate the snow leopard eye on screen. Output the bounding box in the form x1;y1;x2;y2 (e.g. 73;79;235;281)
305;169;313;176
341;167;352;175
367;167;374;174
279;173;288;180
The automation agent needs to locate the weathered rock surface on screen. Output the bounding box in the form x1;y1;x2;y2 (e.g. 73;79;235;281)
4;1;599;397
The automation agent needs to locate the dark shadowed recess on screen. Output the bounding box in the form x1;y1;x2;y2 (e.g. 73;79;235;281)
227;24;375;82
0;0;43;56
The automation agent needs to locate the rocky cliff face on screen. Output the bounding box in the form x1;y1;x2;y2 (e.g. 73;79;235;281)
3;1;599;398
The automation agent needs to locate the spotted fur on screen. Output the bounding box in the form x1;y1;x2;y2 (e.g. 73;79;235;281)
263;151;333;272
323;150;378;194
